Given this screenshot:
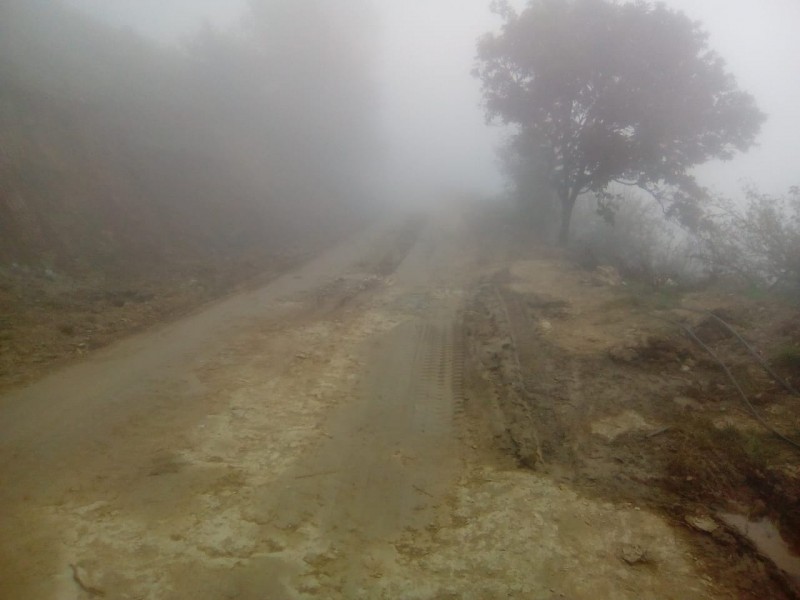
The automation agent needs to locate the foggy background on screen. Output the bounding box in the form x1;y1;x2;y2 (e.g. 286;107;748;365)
63;0;799;201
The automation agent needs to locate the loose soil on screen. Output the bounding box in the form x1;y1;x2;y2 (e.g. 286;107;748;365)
464;228;800;598
1;202;799;599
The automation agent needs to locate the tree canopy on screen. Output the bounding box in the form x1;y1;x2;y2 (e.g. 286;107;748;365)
475;0;765;243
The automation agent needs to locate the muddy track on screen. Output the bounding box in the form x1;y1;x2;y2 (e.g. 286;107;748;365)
270;318;460;539
0;210;476;599
4;205;794;599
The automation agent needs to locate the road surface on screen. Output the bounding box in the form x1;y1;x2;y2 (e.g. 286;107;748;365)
0;207;720;599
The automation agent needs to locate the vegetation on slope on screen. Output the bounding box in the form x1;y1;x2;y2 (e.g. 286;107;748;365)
0;0;378;274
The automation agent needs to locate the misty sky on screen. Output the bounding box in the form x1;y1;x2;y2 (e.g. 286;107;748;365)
65;0;800;200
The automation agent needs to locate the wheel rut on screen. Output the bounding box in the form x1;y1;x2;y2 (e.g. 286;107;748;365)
264;316;461;547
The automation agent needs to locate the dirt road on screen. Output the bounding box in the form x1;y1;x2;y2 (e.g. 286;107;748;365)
0;206;740;599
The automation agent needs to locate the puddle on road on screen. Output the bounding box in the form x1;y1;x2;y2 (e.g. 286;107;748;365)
719;513;800;583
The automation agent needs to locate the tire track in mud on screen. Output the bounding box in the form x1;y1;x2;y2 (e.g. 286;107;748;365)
264;316;461;551
0;210;485;599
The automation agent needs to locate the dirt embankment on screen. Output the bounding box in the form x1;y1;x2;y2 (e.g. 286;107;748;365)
464;247;800;599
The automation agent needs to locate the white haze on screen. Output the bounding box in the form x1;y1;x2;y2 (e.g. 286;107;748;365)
65;0;800;202
664;0;800;198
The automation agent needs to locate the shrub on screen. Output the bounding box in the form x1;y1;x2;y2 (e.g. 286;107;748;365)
569;190;704;286
694;187;800;290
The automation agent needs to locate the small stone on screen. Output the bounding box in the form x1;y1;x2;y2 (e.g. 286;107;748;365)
69;563;105;596
685;515;719;533
592;265;623;286
620;544;648;565
608;346;638;363
303;550;337;568
673;396;704;411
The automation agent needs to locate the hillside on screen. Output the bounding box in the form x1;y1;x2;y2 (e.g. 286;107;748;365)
0;0;377;387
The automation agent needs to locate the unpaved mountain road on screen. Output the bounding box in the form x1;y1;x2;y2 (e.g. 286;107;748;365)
0;206;740;599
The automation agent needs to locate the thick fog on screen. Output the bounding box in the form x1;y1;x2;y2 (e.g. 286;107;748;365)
665;0;800;197
374;1;505;203
62;0;800;201
63;0;505;207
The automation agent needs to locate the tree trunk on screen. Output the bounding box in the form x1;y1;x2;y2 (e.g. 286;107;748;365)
557;188;577;246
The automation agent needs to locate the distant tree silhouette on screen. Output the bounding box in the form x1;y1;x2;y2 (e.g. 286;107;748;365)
475;0;765;243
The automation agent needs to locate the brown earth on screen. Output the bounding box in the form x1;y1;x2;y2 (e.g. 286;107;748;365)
465;227;800;598
1;202;799;599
